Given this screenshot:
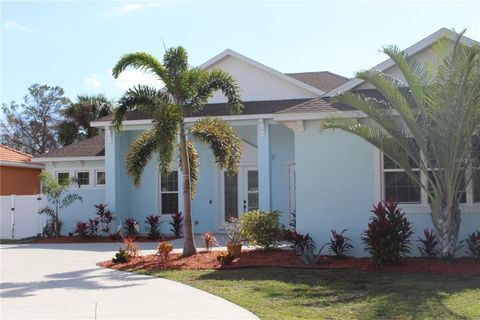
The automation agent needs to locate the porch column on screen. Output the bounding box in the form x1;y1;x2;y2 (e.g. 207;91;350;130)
257;119;271;211
104;127;119;217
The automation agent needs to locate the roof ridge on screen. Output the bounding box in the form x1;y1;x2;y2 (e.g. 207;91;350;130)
286;71;349;80
0;145;33;158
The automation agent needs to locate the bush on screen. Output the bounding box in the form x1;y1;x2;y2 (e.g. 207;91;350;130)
157;241;173;262
170;212;183;237
74;222;88;239
464;231;480;259
145;215;161;240
224;217;243;244
362;200;413;267
202;232;218;251
112;248;130;264
417;228;439;257
94;203;115;236
216;251;234;265
285;230;315;254
123;236;139;257
240;210;281;250
124;218;139;238
87;218;99;237
328;229;353;258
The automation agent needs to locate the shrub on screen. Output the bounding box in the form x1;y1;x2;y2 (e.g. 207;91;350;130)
157;241;173;262
145;215;161;240
202;232;218;250
94;203;115;236
240;210;281;250
417;228;439;257
74;222;88;239
87;218;99;237
328;229;353;258
224;216;243;244
285;230;315;254
216;251;234;265
464;231;480;259
124;218;139;238
170;212;183;237
112;248;130;264
122;236;139;257
362;200;413;267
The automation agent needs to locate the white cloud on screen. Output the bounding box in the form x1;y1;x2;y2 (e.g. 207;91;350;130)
105;2;166;16
3;20;36;33
114;70;164;91
83;76;102;88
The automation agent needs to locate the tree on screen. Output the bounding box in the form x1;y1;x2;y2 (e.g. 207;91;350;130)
58;94;114;146
0;84;70;155
112;47;243;256
323;30;480;258
38;172;83;238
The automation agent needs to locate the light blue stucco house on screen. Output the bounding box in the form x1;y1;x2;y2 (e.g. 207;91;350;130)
34;28;479;256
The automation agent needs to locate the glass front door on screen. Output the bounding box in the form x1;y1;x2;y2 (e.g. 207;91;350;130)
223;167;258;222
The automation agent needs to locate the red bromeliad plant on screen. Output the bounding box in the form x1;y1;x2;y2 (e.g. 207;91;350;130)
464;231;480;259
87;218;99;237
170;212;183;237
362;200;413;266
145;215;161;240
94;203;115;236
124;218;139;239
285;230;315;254
417;228;439;258
328;229;353;258
74;222;88;239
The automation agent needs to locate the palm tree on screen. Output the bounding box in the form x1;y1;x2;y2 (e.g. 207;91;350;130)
323;30;480;258
58;95;114;146
112;47;243;256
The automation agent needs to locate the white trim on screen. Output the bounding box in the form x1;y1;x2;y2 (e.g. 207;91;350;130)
324;28;479;97
32;156;105;162
200;49;325;96
0;161;44;169
274;110;366;122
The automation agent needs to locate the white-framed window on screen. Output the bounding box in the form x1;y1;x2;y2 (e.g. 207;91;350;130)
160;171;179;215
76;171;90;186
56;171;70;184
95;170;106;186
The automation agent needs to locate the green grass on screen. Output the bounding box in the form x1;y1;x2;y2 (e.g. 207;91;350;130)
136;268;480;319
0;236;40;244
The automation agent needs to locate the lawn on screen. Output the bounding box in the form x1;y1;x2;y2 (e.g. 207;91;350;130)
136;267;480;319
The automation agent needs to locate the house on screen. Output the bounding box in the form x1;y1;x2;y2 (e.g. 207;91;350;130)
0;145;44;196
33;28;479;255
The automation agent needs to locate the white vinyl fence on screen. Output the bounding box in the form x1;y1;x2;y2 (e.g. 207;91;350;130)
0;195;44;239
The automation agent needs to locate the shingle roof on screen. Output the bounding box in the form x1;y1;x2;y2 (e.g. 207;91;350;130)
36;135;105;158
0;145;34;163
286;71;349;92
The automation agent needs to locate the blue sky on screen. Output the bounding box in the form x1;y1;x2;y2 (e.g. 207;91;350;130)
1;0;479;104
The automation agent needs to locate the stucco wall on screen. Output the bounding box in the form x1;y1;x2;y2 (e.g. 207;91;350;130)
0;166;42;195
294;120;480;257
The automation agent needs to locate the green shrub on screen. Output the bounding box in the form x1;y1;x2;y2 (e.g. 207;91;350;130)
240;210;281;250
112;248;130;263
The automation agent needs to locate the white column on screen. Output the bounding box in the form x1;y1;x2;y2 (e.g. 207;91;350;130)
104;127;118;220
257;119;271;211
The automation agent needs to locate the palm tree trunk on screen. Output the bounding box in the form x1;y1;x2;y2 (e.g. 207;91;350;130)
179;125;197;256
430;200;461;258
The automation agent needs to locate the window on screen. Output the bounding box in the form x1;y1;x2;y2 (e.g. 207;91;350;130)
383;154;421;203
160;171;178;215
57;172;69;184
473;169;480;203
76;171;90;186
96;171;106;186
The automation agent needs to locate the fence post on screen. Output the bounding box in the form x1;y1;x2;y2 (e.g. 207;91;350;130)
10;194;15;239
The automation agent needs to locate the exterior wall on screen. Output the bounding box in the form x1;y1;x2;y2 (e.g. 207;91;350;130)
207;56;318;103
0;166;42;195
294;120;480;257
43;160;105;234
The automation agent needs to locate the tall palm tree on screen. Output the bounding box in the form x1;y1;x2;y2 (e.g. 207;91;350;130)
112;47;243;256
323;30;480;258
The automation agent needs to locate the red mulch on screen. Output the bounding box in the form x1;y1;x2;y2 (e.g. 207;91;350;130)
35;236;178;244
98;249;480;276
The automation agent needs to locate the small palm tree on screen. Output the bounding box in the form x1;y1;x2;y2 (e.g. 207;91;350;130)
112;47;243;256
39;172;83;237
323;30;480;258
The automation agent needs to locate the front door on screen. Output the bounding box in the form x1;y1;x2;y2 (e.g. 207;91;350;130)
222;166;258;222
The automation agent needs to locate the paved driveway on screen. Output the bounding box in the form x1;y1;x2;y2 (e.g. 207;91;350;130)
0;240;257;319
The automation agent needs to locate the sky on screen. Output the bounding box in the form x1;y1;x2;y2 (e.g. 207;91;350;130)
1;0;479;105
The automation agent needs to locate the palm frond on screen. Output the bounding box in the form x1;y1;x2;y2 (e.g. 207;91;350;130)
178;141;199;198
190;117;241;174
60;193;83;209
153;104;182;175
125;129;159;187
112;52;168;85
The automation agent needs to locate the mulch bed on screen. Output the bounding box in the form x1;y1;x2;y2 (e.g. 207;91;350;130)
98;249;480;275
34;236;178;244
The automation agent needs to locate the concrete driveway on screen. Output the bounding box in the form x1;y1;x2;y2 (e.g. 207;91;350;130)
0;239;258;319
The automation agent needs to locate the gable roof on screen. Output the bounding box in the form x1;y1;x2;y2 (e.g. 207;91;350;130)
0;145;33;164
287;71;349;92
34;135;105;160
324;28;480;97
200;49;327;96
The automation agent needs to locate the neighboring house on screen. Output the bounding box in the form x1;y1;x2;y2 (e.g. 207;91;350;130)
0;145;44;196
33;28;479;255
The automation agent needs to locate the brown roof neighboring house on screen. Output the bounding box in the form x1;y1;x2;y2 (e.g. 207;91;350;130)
0;145;37;164
286;71;349;92
36;134;105;158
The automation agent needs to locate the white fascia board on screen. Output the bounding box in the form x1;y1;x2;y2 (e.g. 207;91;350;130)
274;110;367;122
32;156;105;163
200;49;325;96
324;28;479;97
0;161;45;169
